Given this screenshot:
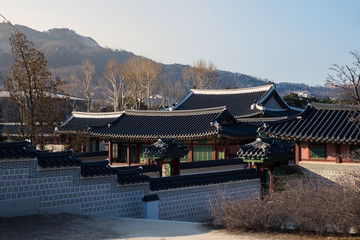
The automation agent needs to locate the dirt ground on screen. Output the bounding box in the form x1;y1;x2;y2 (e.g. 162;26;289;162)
0;214;358;240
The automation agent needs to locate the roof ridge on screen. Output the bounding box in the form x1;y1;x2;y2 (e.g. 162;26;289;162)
72;111;124;118
190;84;273;95
124;106;228;116
311;102;360;111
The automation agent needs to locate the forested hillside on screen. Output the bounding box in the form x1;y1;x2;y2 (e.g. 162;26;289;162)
0;23;334;109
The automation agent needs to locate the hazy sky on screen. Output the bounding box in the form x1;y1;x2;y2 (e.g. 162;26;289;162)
2;0;360;86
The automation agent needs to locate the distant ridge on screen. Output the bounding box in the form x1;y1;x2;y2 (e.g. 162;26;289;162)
0;23;334;98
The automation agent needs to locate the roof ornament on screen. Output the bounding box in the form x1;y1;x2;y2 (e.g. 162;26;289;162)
251;102;257;110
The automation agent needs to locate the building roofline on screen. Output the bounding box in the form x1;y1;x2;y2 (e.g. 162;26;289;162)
72;111;124;118
190;84;273;95
124;106;228;116
310;102;360;111
169;91;194;111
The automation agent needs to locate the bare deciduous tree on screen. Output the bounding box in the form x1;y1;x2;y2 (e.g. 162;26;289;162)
326;51;360;105
141;58;161;109
102;59;121;112
102;59;131;111
4;30;68;149
75;60;98;112
159;77;185;108
182;59;219;90
125;57;161;110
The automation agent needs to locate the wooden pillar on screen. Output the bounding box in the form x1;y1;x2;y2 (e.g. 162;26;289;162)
155;159;163;177
171;158;180;176
189;142;193;162
136;143;140;164
212;142;217;160
335;144;342;163
295;141;300;164
126;141;130;165
256;164;266;198
108;141;112;165
269;167;274;196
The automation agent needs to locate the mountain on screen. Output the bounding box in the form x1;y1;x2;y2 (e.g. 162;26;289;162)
0;23;334;99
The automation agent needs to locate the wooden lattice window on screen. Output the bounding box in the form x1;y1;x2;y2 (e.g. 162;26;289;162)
193;145;212;161
180;145;190;162
310;144;325;159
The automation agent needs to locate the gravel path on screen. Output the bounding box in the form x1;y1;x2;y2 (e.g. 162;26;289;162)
0;214;358;240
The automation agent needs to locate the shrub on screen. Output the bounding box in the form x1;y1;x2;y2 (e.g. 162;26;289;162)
209;176;360;235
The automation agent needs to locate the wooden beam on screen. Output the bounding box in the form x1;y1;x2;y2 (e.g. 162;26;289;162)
127;141;130;165
212;141;217;160
335;144;341;163
295;141;300;164
108;141;112;165
136;143;140;164
189;142;193;162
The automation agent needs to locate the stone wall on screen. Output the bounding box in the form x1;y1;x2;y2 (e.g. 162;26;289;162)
0;157;261;220
155;179;261;221
0;158;149;218
299;161;360;188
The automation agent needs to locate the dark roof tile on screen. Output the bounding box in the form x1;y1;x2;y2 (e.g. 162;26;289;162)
38;150;81;168
58;112;122;133
180;158;245;170
89;107;257;140
237;137;294;163
144;138;189;159
260;103;360;144
117;168;150;185
81;160;117;177
171;85;300;118
149;168;260;191
0;141;37;159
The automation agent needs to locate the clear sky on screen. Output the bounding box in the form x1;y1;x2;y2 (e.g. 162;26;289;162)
2;0;360;86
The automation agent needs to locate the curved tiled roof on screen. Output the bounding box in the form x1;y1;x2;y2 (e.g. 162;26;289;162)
81;160;117;177
149;168;260;191
0;141;37;159
89;107;256;140
117;168;150;185
260;103;360;144
180;158;245;170
170;85;299;118
171;86;271;117
115;164;160;173
38;150;81;168
144;138;189;159
237;138;294;163
58;111;123;133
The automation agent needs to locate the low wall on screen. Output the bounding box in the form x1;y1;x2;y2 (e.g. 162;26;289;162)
299;161;360;185
155;179;260;221
0;158;261;220
0;158;148;218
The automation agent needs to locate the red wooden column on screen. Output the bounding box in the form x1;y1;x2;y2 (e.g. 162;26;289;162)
268;167;274;196
212;141;217;160
126;141;130;165
136;143;140;164
108;141;112;165
335;144;342;163
295;141;300;164
171;158;180;176
189;142;193;162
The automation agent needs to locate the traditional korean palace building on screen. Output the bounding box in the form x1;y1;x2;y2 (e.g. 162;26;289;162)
57;111;122;152
58;84;301;165
170;84;301;119
260;103;360;164
88;107;258;164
